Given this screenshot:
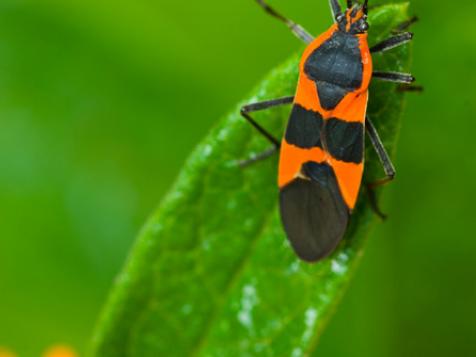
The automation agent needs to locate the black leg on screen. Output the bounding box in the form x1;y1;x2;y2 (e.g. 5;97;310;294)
238;146;278;168
240;96;294;148
255;0;314;44
373;71;415;84
397;84;424;93
365;116;396;220
367;186;388;220
393;15;419;33
370;32;413;53
371;15;419;86
366;116;396;186
238;96;294;166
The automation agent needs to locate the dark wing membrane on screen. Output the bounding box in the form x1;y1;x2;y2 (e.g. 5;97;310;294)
279;162;349;262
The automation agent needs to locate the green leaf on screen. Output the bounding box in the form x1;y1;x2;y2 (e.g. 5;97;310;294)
90;3;412;356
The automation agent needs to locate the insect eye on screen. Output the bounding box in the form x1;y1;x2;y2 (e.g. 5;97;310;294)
360;22;369;32
336;13;345;23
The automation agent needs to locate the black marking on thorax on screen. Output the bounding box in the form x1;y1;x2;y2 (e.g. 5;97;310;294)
304;31;363;110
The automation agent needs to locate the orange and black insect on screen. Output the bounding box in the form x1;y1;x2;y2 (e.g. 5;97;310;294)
240;0;417;262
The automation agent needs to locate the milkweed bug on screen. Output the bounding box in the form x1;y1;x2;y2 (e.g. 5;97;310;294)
240;0;418;262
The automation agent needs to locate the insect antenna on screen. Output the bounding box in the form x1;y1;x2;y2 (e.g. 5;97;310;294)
329;0;343;20
363;0;369;14
255;0;314;43
255;0;290;25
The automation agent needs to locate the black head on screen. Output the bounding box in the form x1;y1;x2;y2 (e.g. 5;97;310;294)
335;0;369;34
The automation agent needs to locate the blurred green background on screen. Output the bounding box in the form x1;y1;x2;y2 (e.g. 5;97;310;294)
0;0;474;356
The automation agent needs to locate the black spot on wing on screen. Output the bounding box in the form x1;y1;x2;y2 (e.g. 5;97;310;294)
285;104;323;149
279;162;349;262
325;118;364;164
315;81;348;111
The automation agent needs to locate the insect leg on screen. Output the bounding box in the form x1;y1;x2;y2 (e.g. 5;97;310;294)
373;71;415;84
366;116;396;186
372;16;421;90
238;96;294;167
241;96;294;147
370;32;413;53
393;15;419;33
367;186;388;220
397;84;424;93
365;116;396;219
255;0;314;44
237;147;278;168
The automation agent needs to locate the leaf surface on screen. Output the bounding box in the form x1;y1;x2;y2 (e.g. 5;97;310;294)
91;3;412;356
